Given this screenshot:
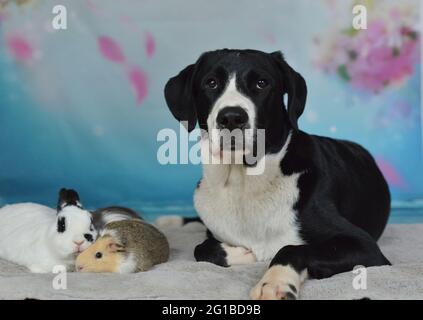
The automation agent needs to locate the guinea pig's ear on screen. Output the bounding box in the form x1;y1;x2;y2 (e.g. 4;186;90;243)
57;188;83;212
164;64;197;132
271;51;307;131
107;241;126;253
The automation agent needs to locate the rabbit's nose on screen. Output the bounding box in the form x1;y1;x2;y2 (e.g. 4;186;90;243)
84;233;94;242
74;240;84;246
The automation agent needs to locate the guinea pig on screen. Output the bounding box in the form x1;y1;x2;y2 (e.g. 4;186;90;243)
0;188;97;273
75;219;169;273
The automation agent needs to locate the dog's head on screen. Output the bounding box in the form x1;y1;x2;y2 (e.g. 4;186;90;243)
164;49;307;156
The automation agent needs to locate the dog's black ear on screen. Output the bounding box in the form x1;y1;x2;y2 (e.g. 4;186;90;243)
271;51;307;131
57;188;82;212
164;64;197;132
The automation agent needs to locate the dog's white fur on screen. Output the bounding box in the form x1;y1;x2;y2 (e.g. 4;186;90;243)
195;133;303;261
0;203;96;273
221;243;257;265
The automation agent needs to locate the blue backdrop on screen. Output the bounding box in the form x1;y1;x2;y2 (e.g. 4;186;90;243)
0;0;422;221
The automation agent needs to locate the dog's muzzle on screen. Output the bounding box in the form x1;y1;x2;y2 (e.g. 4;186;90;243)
215;106;250;151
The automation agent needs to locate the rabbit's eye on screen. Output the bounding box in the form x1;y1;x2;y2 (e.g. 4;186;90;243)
95;252;103;259
57;217;66;233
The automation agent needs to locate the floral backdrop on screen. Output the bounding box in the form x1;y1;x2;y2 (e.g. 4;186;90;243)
0;0;421;218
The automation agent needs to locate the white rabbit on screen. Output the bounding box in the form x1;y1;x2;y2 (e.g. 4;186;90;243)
0;188;97;273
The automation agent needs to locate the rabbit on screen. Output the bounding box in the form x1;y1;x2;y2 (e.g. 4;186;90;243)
91;206;142;232
75;219;169;273
0;188;97;273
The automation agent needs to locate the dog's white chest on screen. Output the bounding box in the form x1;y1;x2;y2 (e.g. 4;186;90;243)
194;164;304;261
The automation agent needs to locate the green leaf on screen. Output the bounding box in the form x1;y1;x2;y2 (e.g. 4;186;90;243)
342;27;360;37
407;31;418;41
392;47;400;57
337;65;351;81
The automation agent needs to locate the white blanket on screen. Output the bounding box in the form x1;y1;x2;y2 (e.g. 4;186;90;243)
0;223;422;300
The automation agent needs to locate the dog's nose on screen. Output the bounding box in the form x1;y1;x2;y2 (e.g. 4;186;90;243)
216;107;249;130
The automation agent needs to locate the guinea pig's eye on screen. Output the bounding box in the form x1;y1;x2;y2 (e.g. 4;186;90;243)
256;79;269;89
204;78;218;90
95;252;103;259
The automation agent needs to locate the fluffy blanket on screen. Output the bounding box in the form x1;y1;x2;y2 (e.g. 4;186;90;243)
0;223;422;300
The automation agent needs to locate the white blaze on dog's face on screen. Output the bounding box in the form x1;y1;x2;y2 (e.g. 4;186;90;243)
165;49;307;159
206;74;256;158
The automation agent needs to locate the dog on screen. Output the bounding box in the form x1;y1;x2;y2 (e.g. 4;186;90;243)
162;49;391;300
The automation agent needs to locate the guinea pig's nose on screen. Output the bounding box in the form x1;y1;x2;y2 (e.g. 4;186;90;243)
74;240;84;246
76;265;84;272
216;106;249;131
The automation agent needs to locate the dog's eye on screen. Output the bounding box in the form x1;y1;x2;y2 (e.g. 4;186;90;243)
256;79;268;89
205;78;218;89
95;252;103;259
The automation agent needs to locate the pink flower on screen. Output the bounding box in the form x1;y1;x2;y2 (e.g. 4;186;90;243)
6;35;33;62
315;12;420;94
348;25;419;92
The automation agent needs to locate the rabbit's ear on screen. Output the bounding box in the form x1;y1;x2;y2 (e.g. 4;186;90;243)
57;188;82;212
57;216;66;233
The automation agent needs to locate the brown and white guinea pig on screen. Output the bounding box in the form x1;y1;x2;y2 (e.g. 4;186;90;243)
75;219;169;273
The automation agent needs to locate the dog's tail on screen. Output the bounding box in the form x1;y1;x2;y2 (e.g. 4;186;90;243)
155;215;203;228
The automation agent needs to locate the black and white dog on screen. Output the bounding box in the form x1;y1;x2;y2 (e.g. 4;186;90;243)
162;49;391;300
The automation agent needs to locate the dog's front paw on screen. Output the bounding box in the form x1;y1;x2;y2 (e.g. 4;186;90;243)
222;244;257;266
250;265;302;300
250;280;298;300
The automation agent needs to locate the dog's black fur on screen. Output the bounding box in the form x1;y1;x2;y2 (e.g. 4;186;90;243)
165;49;390;285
